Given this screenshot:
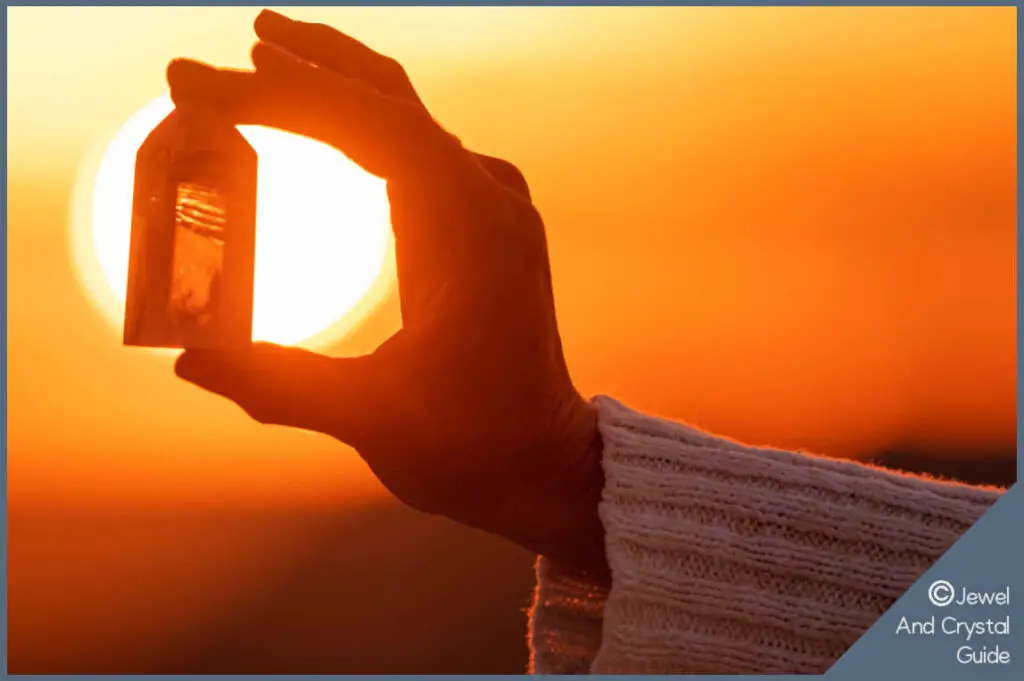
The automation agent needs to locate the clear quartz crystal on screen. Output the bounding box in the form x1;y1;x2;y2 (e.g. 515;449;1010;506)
123;106;257;349
169;182;227;336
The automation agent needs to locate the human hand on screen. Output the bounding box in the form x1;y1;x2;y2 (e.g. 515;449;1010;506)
168;10;607;576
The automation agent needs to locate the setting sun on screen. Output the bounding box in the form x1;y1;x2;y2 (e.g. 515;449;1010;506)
71;95;395;348
6;5;1017;674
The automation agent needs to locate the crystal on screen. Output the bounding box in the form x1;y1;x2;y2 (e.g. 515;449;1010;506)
123;105;258;349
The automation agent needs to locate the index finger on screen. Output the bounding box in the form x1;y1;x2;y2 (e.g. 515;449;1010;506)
166;57;453;184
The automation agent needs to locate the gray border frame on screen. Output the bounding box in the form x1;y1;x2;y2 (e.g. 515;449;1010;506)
2;2;1019;678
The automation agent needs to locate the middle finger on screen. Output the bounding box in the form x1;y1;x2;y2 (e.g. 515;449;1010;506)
254;9;420;104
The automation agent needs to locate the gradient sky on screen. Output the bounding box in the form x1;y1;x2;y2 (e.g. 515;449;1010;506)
7;6;1017;512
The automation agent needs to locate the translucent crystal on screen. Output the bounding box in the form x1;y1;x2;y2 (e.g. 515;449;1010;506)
169;182;227;335
123;106;257;349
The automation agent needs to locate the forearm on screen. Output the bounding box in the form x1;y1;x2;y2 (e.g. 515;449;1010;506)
529;396;1004;674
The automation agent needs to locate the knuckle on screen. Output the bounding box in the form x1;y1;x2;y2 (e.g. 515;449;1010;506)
479;156;531;199
411;111;459;152
239;395;282;426
380;56;409;82
497;161;531;198
237;396;283;427
244;404;275;426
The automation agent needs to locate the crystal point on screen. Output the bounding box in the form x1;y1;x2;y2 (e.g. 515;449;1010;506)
123;106;258;349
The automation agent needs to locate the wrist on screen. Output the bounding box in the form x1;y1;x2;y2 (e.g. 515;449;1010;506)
550;423;609;580
505;398;610;581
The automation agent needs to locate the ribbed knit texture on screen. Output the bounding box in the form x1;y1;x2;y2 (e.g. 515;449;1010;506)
529;396;1005;674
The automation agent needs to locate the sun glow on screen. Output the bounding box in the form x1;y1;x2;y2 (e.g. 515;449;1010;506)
71;95;395;349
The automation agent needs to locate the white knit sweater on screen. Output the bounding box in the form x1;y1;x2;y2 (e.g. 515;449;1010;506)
528;396;1005;674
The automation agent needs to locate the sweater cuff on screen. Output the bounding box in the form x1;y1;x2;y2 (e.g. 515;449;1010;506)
528;557;609;674
589;395;1003;674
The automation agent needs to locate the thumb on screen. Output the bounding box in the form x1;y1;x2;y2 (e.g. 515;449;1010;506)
174;342;374;439
473;154;531;201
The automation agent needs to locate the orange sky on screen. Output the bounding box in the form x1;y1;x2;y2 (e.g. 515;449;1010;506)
7;6;1017;512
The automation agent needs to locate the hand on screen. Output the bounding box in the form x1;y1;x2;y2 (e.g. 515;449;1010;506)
168;10;607;576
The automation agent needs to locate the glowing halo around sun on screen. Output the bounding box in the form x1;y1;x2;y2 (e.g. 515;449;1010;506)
70;95;396;350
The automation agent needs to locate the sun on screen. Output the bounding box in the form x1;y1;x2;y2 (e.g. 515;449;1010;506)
71;95;395;349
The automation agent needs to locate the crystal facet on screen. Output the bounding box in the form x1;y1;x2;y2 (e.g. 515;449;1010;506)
123;106;258;349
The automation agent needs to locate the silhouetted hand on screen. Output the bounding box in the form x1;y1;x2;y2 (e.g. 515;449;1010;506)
168;9;607;576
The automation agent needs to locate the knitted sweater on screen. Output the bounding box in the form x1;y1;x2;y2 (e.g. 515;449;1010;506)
528;396;1005;674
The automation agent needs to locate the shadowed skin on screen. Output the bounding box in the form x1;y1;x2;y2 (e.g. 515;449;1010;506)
169;9;609;579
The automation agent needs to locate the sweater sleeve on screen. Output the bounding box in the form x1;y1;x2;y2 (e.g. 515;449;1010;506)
528;396;1005;674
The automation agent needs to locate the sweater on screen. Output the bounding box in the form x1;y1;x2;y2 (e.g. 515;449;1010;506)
528;396;1005;674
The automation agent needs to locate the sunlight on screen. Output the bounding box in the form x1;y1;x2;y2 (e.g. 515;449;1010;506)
72;95;395;348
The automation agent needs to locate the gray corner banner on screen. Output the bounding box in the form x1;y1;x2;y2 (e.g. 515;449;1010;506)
828;484;1022;680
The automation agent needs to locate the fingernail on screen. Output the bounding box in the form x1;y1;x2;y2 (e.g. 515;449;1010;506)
166;58;214;86
256;9;290;28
